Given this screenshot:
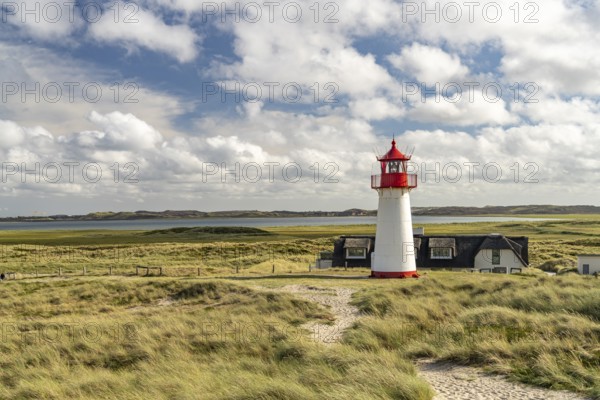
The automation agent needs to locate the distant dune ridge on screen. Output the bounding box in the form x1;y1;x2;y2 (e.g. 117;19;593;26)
2;205;600;222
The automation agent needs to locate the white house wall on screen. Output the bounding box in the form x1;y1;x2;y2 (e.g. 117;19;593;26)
474;249;525;272
577;256;600;275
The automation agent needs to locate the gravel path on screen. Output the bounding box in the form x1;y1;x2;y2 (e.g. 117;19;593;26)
417;360;590;400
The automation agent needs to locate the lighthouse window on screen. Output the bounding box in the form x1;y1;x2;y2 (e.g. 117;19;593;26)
431;247;453;259
346;248;367;259
388;161;400;173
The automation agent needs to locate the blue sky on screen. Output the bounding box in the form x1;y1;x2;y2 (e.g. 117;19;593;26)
1;0;600;216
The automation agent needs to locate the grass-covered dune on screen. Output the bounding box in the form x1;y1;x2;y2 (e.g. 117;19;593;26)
0;278;433;399
1;273;599;399
346;272;600;398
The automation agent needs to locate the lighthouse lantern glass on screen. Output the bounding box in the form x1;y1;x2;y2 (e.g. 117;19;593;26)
388;161;400;173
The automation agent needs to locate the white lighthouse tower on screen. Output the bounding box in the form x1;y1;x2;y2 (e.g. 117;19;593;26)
371;138;419;278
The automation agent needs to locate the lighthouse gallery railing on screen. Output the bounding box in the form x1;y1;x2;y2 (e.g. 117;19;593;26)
371;173;418;189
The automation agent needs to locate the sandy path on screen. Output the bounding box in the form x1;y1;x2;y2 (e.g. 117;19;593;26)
417;360;590;400
269;284;589;400
264;284;359;344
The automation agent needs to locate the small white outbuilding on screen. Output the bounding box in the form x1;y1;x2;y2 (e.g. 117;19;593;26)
577;255;600;275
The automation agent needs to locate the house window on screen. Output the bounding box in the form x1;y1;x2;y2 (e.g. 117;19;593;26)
431;247;452;259
492;249;501;265
346;248;367;259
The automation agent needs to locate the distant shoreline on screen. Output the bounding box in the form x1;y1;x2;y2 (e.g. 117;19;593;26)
1;205;599;223
0;216;559;232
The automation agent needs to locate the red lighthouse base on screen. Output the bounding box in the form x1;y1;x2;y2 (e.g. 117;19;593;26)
371;270;420;279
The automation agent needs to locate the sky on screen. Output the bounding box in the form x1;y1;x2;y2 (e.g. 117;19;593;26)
0;0;599;216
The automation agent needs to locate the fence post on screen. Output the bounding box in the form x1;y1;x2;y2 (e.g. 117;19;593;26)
159;267;163;276
109;266;113;275
83;266;86;276
197;267;201;277
272;264;275;274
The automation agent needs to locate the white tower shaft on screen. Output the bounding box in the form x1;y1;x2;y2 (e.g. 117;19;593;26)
372;188;416;276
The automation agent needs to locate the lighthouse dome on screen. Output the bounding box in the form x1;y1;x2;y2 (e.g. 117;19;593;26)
378;139;411;161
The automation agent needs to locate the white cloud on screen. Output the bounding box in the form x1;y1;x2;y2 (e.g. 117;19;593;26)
398;123;600;206
149;0;406;36
2;103;600;213
0;120;26;148
515;97;600;125
86;111;164;150
205;1;401;103
407;90;518;126
0;42;189;136
193;107;377;155
87;1;199;62
1;0;82;41
348;97;404;121
388;43;469;83
403;0;600;96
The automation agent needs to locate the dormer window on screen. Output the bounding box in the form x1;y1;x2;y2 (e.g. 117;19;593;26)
343;238;372;260
429;238;456;260
346;248;367;259
431;247;453;259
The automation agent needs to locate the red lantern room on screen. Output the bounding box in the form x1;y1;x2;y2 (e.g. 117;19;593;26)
371;139;418;189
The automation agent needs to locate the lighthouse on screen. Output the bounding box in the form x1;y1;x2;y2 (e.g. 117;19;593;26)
371;138;419;278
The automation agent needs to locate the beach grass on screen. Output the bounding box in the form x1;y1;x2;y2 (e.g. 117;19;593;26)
0;277;433;399
0;215;599;398
345;272;600;398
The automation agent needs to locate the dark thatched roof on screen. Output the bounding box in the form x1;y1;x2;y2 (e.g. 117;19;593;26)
344;238;372;249
429;237;456;253
479;236;512;250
